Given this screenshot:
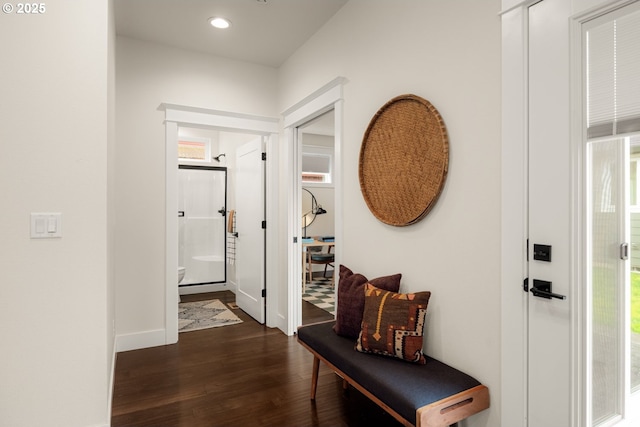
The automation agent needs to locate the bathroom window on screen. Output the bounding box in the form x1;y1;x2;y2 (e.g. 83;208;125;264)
178;136;211;161
302;145;333;186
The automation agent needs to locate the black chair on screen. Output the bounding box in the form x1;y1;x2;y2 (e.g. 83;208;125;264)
304;245;334;290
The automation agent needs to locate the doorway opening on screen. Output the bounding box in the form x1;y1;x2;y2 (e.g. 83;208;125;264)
283;77;345;335
178;165;227;288
298;111;336;325
176;126;262;302
162;104;279;343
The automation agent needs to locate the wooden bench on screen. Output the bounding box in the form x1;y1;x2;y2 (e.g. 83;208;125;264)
297;321;490;427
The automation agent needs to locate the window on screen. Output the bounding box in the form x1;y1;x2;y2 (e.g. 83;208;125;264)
586;5;640;139
585;3;640;425
302;145;333;186
178;136;211;162
630;154;640;212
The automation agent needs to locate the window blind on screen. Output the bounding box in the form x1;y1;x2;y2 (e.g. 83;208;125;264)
587;6;640;139
302;154;331;174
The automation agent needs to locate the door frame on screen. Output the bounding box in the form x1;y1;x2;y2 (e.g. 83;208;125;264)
501;1;633;425
282;77;346;335
161;103;279;343
501;5;532;424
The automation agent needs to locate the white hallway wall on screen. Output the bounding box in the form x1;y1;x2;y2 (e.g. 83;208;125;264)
0;1;114;426
115;37;278;343
278;1;501;426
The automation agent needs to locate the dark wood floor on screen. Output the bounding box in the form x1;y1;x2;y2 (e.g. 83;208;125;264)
111;291;402;427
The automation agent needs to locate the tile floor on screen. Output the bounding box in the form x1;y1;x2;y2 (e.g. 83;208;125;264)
302;278;335;315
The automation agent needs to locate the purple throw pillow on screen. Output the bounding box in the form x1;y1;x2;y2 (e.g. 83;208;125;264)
333;265;402;339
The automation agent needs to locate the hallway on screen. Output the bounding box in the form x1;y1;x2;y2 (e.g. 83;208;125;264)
111;291;400;426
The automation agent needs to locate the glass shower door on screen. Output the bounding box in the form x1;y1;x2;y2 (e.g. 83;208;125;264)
178;165;227;286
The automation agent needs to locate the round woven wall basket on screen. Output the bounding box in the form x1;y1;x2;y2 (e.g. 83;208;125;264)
359;94;449;226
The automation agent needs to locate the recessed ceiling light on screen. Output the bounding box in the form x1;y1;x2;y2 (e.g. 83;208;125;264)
209;17;231;29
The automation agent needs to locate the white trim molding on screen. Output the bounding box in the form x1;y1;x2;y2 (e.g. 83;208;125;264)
161;103;280;339
283;77;347;128
282;76;347;336
501;4;529;426
116;329;167;353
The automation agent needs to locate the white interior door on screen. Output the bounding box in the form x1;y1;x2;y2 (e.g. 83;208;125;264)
527;1;573;425
235;137;265;323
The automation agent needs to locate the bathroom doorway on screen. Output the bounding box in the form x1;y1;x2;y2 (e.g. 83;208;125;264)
163;103;279;343
178;165;227;287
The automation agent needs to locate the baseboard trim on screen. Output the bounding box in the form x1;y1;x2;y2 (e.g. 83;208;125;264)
179;282;234;295
116;329;166;352
276;312;288;335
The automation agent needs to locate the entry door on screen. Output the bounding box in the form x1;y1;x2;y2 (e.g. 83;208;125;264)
235;137;266;323
527;1;573;425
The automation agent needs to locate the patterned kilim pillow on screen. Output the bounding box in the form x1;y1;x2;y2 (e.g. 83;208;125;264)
356;283;431;364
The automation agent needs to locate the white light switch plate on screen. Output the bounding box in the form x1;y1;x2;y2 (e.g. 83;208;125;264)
31;213;62;238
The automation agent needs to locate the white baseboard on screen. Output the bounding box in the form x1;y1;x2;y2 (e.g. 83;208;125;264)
227;280;237;293
116;329;166;352
179;282;236;295
275;312;288;335
117;283;239;353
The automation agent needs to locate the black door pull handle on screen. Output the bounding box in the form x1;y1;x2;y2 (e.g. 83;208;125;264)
530;287;567;300
531;279;566;300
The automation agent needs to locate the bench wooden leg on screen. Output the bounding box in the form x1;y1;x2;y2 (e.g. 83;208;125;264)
310;356;320;400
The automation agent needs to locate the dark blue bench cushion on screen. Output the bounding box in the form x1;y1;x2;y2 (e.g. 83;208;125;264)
298;321;481;425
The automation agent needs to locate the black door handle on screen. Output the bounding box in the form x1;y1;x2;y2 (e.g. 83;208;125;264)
178;211;185;217
531;279;566;300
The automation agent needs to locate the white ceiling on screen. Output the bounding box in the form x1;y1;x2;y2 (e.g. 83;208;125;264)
114;0;348;68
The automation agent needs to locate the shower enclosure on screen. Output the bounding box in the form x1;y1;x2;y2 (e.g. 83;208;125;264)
178;165;227;286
